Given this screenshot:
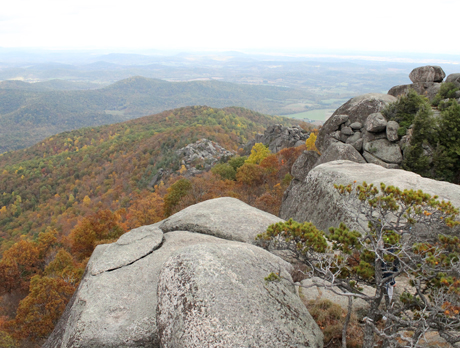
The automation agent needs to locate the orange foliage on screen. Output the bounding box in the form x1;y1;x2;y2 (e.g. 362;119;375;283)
69;210;125;261
125;191;164;229
6;275;76;342
0;240;41;294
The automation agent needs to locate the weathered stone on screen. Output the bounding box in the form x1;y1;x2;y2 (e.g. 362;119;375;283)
366;112;387;133
363;151;400;169
340;126;354;136
349;122;362;130
157;243;323;348
91;224;164;275
388;84;411;98
177;138;235;172
386;120;399;142
160;197;282;244
409;66;446;83
363;138;402;164
412;82;442;101
330;130;341;140
45;231;235;348
291;150;321;182
446;73;460;87
280;161;460;235
339;133;349;143
350;138;363;152
313;142;366;169
247;124;309;154
362;129;387;145
345;131;362;145
317;94;396;153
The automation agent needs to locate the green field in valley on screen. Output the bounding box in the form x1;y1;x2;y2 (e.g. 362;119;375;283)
285;108;335;121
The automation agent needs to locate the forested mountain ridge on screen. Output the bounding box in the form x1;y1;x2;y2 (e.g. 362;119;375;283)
0;76;312;153
0;105;293;245
0;105;304;346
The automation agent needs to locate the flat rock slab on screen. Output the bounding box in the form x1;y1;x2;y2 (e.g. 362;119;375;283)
44;232;237;348
91;224;164;275
280;160;460;234
159;197;283;243
157;243;323;348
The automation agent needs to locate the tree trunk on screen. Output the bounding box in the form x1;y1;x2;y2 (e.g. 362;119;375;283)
342;297;353;348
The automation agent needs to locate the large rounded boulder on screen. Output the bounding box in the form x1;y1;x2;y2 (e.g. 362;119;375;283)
280;160;460;234
409;65;446;83
44;198;322;348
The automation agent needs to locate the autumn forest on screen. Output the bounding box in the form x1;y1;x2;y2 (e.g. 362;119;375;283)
0;105;317;347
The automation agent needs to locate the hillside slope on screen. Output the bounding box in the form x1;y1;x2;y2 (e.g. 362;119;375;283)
0;77;312;152
0;105;293;245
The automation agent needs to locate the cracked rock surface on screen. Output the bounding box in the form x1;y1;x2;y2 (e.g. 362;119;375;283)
44;198;320;348
160;197;283;244
157;243;323;348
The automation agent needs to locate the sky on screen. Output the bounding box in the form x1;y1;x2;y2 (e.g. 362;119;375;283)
1;0;460;56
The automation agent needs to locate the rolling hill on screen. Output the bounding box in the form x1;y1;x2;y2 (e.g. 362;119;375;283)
0;77;312;152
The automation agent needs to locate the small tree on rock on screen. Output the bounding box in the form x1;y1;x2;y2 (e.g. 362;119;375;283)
258;182;460;348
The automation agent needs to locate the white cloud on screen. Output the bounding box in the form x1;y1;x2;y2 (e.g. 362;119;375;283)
0;0;459;54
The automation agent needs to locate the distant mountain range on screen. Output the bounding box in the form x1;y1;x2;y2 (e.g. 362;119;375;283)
0;76;313;153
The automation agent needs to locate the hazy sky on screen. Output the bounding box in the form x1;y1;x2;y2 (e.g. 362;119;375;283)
1;0;460;55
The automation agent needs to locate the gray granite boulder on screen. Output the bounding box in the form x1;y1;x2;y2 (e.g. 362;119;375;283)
446;73;460;87
362;151;400;169
157;243;323;348
388;82;441;102
291;150;321;182
45;197;324;348
412;82;442;101
363;138;402;164
388;84;412;98
280;161;460;234
317;94;396;153
314;142;365;168
159;197;282;244
386;120;399;142
409;66;445;83
366;112;387;133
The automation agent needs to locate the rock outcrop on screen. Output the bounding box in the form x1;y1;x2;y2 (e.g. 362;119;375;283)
280;160;460;235
44;198;323;348
176;138;235;174
243;124;309;154
388;65;447;102
316;93;397;153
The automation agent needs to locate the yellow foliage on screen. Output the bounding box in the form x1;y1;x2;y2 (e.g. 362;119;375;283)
305;133;320;154
246;143;271;165
82;195;91;206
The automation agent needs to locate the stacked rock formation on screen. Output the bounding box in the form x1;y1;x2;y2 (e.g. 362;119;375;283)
290;65;460;186
44;198;324;348
243;124;309;154
388;65;460;102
